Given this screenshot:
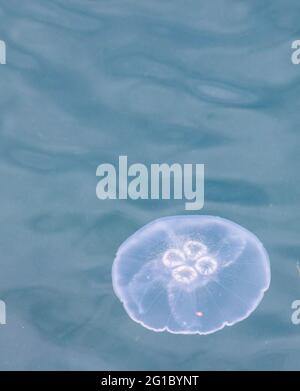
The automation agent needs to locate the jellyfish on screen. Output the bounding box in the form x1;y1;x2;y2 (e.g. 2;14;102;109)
112;215;270;334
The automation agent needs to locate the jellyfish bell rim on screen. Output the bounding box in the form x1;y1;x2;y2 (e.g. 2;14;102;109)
119;285;268;336
112;215;271;335
113;285;269;337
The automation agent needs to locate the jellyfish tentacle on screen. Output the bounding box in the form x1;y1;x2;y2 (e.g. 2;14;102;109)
211;277;250;307
203;283;224;319
218;268;263;287
165;283;184;329
139;285;166;315
128;260;165;313
215;234;246;268
167;284;199;330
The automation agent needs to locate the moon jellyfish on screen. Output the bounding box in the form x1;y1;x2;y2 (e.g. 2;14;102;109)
112;215;270;334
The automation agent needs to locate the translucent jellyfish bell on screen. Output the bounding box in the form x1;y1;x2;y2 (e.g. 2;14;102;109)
112;215;271;335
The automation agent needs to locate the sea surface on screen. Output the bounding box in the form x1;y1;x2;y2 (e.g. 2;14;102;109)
0;0;300;370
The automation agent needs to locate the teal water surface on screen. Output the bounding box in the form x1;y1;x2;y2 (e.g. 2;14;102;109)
0;0;300;370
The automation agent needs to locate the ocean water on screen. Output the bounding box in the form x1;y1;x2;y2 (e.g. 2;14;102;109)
0;0;300;371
